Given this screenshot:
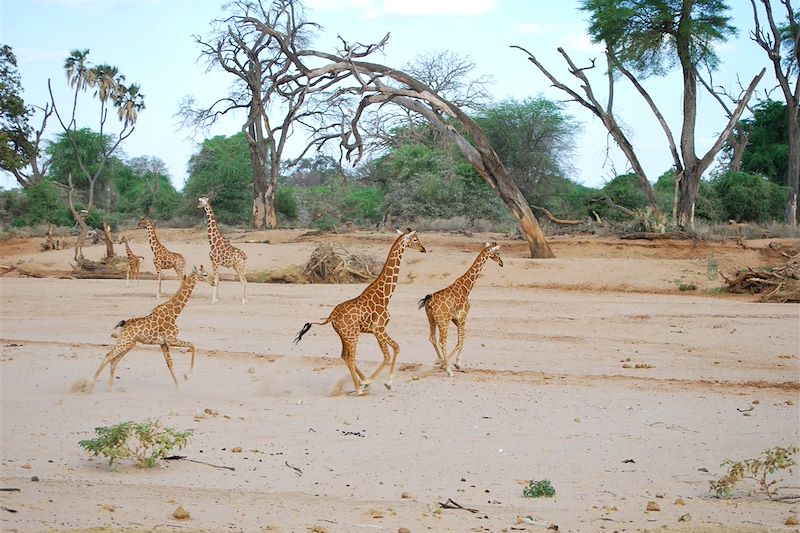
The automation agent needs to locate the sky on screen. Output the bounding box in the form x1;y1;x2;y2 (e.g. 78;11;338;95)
0;0;779;191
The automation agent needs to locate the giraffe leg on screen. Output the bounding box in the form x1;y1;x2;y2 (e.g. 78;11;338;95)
339;337;364;396
437;324;454;377
363;329;392;387
426;310;446;368
90;340;136;392
126;268;131;287
168;339;196;380
156;268;162;298
236;266;247;305
211;265;220;304
382;331;401;389
449;318;467;370
160;344;180;388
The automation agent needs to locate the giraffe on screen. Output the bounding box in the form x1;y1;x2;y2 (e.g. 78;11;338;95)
138;216;186;298
88;266;209;392
294;229;427;395
418;242;503;377
197;197;248;304
120;235;144;287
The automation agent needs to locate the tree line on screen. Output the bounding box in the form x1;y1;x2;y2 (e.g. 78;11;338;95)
1;0;798;258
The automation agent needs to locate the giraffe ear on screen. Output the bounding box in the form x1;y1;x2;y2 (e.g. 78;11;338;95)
491;245;500;252
405;230;417;239
396;228;403;235
485;241;491;248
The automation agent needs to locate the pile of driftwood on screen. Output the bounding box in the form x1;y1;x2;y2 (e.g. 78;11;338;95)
303;242;381;283
722;252;800;303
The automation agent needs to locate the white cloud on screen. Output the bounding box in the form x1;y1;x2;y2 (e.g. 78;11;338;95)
305;0;375;11
33;0;159;7
15;47;67;64
383;0;495;16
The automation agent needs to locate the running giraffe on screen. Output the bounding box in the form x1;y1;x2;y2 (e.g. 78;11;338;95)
294;229;426;395
418;242;503;376
88;266;208;392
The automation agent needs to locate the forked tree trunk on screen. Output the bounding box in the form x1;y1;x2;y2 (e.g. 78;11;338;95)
786;116;799;226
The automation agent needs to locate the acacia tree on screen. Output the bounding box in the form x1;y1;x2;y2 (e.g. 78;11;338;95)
0;45;53;188
578;0;765;229
750;0;799;225
49;49;144;208
181;0;316;229
240;5;554;257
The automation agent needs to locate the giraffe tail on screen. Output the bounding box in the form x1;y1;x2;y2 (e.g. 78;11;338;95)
294;319;329;344
418;294;432;310
114;320;126;329
294;323;313;344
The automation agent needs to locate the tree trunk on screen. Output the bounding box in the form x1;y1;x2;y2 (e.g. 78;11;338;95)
786;113;799;226
676;165;701;228
102;221;115;260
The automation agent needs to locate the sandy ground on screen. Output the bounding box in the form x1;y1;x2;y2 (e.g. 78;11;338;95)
0;228;799;532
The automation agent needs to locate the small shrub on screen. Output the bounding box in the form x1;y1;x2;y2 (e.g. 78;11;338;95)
523;479;556;498
710;446;799;500
79;420;191;468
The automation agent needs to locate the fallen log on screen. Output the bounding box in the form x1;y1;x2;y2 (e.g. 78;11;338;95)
532;205;584;226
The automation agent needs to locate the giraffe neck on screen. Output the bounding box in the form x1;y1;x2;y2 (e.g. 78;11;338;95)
145;222;163;252
457;251;490;293
202;204;222;245
124;241;134;258
164;274;197;315
369;235;406;303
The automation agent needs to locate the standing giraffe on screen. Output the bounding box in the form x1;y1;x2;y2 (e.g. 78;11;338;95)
197;197;248;304
294;229;427;395
138;216;186;298
88;266;208;392
120;236;143;287
418;242;503;376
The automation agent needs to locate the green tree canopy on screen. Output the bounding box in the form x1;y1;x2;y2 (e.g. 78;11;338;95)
0;45;34;181
183;132;252;225
474;97;579;207
46;129;113;201
740;100;789;186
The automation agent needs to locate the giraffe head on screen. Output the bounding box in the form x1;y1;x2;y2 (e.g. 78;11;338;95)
397;228;427;253
137;216;152;229
120;235;128;244
484;241;503;267
197;197;211;209
190;265;210;283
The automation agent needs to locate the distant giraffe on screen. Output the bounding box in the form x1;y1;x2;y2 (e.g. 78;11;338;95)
88;266;208;392
138;216;186;298
120;235;143;287
197;197;248;304
294;229;427;395
418;242;503;376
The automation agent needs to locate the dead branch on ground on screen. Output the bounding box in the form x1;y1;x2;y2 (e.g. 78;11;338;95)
722;252;800;302
303;242;381;283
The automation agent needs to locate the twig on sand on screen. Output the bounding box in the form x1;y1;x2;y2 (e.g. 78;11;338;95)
438;498;479;513
285;460;303;476
0;488;21;492
163;455;235;471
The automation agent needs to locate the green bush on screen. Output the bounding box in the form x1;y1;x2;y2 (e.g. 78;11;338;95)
712;171;787;222
523;479;556;498
276;186;299;221
8;180;72;227
79;420;191;468
343;186;384;224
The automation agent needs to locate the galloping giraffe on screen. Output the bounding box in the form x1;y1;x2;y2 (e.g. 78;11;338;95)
294;229;427;395
418;242;503;376
88;266;208;392
197;197;248;304
138;216;186;298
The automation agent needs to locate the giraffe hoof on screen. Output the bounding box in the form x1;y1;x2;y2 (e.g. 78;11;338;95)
384;382;392;390
453;363;461;370
446;369;454;377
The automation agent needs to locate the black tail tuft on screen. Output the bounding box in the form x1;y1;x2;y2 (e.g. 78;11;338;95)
294;322;313;344
418;294;431;310
114;320;126;329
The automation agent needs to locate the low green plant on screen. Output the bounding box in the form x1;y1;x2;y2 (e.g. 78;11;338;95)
709;446;799;500
523;479;556;498
79;420;192;468
707;257;719;280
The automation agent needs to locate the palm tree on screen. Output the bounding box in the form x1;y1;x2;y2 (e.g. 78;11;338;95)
64;49;92;91
91;64;120;103
115;83;145;127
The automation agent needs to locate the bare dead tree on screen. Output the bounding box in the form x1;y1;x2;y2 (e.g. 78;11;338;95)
128;155;169;194
512;45;662;216
750;0;799;226
180;0;317;229
242;13;553;257
514;45;764;228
